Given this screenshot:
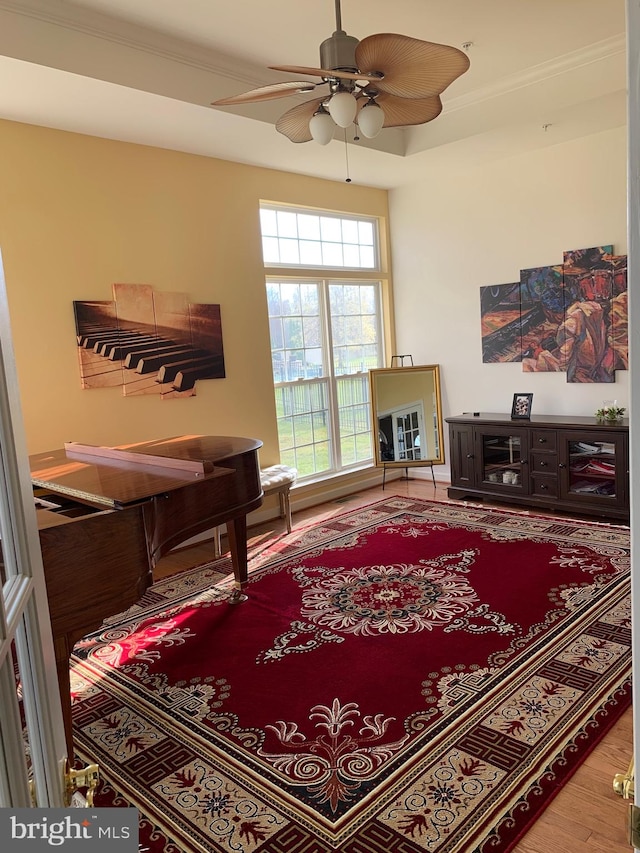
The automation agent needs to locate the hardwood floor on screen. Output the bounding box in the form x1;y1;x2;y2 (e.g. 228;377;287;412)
155;477;633;853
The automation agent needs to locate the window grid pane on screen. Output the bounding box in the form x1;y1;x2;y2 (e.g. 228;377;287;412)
262;236;280;263
260;208;278;236
330;283;380;377
267;281;324;382
275;381;332;477
337;376;373;466
299;241;323;266
261;207;379;270
278;238;300;264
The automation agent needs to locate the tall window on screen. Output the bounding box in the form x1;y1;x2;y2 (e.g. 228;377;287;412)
261;205;385;479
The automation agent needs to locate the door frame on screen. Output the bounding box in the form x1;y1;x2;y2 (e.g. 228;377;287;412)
0;251;68;807
628;3;640;849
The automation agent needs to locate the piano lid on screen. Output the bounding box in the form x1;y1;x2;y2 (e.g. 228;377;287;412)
30;435;262;510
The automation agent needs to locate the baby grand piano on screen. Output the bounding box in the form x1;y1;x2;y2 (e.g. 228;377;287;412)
28;435;263;754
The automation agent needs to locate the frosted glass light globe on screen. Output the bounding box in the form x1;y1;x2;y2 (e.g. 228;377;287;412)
358;102;385;138
328;91;358;128
309;110;335;145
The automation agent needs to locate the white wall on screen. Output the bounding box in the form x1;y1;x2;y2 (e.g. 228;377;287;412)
389;127;628;478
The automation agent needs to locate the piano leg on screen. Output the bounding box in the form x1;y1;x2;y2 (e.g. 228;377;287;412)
225;515;249;603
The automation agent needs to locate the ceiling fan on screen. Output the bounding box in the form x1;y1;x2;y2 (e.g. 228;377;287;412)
211;0;470;144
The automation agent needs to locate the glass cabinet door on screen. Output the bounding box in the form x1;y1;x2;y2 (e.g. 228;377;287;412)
560;431;627;508
477;428;529;493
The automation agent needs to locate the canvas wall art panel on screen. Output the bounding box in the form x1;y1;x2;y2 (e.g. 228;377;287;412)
73;300;125;389
610;259;628;370
479;282;522;363
519;264;565;372
74;283;226;399
561;245;615;383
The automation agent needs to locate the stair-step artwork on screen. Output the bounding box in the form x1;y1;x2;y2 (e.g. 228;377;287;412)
74;283;225;399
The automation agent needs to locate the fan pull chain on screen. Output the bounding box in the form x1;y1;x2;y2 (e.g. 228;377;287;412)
344;129;351;183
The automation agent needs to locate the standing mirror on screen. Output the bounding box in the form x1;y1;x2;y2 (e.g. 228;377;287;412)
369;364;445;470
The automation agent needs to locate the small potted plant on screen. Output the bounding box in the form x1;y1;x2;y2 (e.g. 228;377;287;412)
595;402;626;423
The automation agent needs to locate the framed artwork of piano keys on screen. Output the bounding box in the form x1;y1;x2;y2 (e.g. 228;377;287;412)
74;283;225;399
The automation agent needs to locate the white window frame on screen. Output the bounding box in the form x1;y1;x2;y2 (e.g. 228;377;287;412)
261;204;386;481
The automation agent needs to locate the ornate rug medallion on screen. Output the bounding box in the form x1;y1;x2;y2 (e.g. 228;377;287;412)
70;497;631;853
297;551;479;636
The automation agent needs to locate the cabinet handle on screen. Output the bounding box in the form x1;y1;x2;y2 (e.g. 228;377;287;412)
540;461;548;467
521;459;528;465
540;484;548;490
559;463;567;469
538;438;546;443
466;454;474;459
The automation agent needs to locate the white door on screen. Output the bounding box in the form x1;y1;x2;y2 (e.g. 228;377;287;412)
0;250;68;807
392;403;425;462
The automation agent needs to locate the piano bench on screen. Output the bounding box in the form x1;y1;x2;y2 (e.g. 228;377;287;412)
213;464;297;558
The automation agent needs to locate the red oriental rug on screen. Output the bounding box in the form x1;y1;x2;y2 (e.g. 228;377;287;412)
70;497;631;853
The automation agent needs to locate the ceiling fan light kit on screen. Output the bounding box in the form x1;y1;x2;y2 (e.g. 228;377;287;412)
211;0;470;145
309;108;335;145
357;101;385;138
328;90;359;127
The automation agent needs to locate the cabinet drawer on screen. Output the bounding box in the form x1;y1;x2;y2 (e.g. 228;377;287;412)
531;475;558;498
531;452;557;474
531;430;557;451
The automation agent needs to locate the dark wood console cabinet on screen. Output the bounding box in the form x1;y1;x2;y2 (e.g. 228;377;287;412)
446;413;629;522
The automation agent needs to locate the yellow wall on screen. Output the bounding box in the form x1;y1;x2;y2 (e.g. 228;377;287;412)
0;120;390;460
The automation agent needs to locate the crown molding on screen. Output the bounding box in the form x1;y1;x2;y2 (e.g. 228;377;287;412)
447;35;626;112
0;0;627;111
0;0;266;87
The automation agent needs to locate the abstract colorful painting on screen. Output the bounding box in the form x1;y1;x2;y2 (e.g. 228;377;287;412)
74;283;225;399
562;247;627;381
520;263;565;372
479;244;628;384
480;282;522;363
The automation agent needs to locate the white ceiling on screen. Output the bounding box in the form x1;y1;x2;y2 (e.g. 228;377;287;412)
0;0;628;188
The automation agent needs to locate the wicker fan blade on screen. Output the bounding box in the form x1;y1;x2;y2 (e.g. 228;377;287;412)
361;93;442;127
382;93;441;127
269;64;380;83
276;97;326;143
212;80;318;106
356;34;469;98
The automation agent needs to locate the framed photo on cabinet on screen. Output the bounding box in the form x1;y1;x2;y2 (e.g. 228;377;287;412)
511;392;533;419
